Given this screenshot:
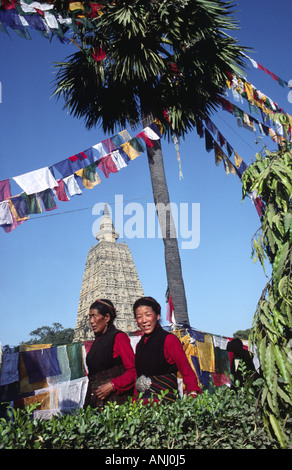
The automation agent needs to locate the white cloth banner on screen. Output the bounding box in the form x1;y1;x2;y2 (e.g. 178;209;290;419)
111;150;128;170
20;1;54;13
92;142;108;158
143;126;160;140
13;167;58;196
212;336;229;350
63;175;82;196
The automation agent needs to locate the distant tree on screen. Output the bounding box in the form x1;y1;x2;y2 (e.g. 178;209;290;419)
25;323;74;345
233;329;251;340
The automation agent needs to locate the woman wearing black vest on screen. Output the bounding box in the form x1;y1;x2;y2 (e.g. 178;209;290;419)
134;297;201;403
84;299;136;410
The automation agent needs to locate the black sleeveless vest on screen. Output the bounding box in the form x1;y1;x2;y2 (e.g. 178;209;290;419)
86;325;122;376
135;325;178;377
84;325;133;409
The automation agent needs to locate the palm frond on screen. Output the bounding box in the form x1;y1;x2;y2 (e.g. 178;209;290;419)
52;0;249;136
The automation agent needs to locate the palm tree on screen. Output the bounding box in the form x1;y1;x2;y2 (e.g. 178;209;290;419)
53;0;247;325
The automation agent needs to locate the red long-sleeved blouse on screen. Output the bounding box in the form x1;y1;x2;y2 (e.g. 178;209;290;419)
109;332;136;394
163;333;201;395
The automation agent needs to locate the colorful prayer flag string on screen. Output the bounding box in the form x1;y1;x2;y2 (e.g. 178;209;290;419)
243;54;288;88
0;120;163;233
218;96;287;147
225;73;292;141
0;0;104;42
195;117;264;218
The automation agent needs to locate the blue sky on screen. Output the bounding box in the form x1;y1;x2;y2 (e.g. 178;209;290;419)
1;0;292;347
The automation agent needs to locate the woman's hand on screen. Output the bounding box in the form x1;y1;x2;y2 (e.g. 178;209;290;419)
94;382;114;400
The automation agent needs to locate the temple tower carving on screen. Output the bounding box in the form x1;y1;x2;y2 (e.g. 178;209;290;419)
74;204;144;341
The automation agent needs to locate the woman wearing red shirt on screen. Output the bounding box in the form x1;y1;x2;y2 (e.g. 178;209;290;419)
134;296;201;403
83;299;136;410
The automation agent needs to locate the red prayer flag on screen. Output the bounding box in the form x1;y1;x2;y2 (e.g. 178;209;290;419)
92;47;107;62
166;295;174;322
136;131;154;148
2;0;17;9
89;3;104;17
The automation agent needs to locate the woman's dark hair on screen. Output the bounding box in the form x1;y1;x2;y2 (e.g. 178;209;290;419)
133;296;161;317
90;299;116;326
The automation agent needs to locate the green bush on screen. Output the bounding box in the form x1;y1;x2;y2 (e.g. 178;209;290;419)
0;379;286;449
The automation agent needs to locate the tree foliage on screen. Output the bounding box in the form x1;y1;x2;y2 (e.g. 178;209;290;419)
25;323;74;345
233;329;252;340
53;0;247;137
241;140;292;448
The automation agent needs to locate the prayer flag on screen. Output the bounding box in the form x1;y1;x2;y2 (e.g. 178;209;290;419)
13;167;58;195
0;179;11;202
121;141;142;159
223;156;237;176
136;131;154;148
97;155;118;177
54;179;70;201
63;175;82;196
214;142;223;166
8;195;29;221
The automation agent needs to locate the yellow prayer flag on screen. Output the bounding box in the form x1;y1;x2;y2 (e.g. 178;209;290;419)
20;344;52;351
197;334;215;373
68;2;85;18
173;332;198;376
234;151;243;168
23;390;56;410
180;334;198;356
223;156;237;176
154;118;164;135
69;2;85;11
75;169;101;189
244;81;255;105
214;142;223;166
121;142;141;160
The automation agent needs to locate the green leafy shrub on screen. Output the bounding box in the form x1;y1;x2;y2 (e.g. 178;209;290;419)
1;375;287;449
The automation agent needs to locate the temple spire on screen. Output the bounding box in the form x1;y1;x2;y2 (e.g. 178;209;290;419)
74;202;144;340
95;203;119;243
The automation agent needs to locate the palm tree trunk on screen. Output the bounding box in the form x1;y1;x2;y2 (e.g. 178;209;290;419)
145;137;189;325
140;86;189;324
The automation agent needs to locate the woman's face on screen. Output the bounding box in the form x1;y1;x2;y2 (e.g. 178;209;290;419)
89;308;109;335
135;305;160;335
